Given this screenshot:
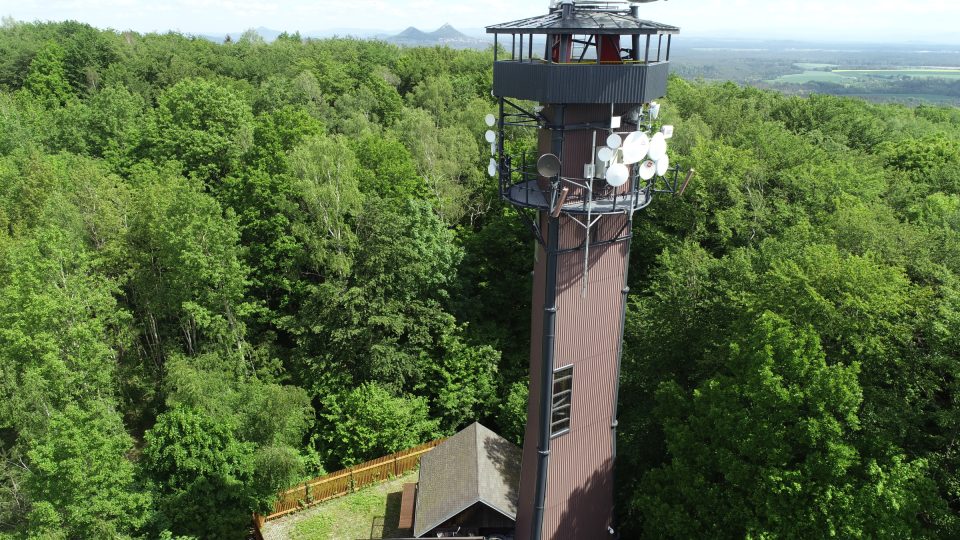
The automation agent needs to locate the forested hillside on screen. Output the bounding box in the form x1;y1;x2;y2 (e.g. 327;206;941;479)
0;20;959;539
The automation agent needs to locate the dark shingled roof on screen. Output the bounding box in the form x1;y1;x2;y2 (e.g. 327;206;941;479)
413;423;521;538
487;10;679;36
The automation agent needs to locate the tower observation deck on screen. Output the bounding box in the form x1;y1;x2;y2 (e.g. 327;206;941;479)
485;2;685;539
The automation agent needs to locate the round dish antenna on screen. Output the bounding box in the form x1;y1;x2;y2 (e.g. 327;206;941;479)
607;133;622;150
648;132;667;161
537;153;562;177
485;114;496;127
606;163;629;187
485;130;497;144
638;160;656;181
656;154;670;176
622;132;650;164
597;146;614;163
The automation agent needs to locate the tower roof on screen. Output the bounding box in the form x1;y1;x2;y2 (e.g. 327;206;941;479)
413;423;521;537
487;7;679;36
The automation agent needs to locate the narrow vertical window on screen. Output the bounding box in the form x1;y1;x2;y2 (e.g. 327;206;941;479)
551;365;573;437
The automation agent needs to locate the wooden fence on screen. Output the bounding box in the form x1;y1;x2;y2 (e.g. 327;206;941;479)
255;438;445;524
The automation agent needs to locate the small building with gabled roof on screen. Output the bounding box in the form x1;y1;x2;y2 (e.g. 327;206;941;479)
412;422;521;538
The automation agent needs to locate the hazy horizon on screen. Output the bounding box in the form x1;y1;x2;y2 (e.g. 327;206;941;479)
3;0;960;45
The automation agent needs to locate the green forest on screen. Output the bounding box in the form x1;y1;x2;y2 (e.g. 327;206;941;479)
1;20;960;539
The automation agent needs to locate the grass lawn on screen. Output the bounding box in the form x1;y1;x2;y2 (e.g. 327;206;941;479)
261;470;418;540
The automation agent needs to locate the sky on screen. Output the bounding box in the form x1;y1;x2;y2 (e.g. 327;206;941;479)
2;0;959;44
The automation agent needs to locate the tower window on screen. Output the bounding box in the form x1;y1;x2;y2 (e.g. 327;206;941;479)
551;365;573;437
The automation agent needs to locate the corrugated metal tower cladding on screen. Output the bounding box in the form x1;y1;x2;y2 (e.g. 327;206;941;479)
487;2;679;539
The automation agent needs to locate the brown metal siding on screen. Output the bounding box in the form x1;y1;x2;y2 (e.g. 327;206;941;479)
515;211;547;540
516;102;634;540
536;105;644;203
549;214;626;540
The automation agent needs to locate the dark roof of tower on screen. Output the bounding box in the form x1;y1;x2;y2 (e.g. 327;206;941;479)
413;422;521;537
487;10;679;36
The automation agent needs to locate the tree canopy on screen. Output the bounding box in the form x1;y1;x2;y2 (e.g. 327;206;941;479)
1;20;959;539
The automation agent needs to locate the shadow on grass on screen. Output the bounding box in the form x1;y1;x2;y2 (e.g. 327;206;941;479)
364;489;404;539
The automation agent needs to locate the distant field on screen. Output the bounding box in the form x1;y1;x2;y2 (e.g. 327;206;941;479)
849;93;960;105
772;67;960;84
794;63;838;70
772;70;858;84
833;69;960;79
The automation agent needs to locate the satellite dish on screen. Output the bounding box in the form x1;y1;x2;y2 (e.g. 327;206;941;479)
485;114;496;127
649;102;661;120
537;153;562;177
485;130;497;144
488;158;497;177
648;132;667;161
656;154;670;176
622;132;650;164
597;146;614;163
606;163;629;187
607;133;622;150
638;160;656;181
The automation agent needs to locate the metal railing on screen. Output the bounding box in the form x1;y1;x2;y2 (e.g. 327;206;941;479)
498;151;658;216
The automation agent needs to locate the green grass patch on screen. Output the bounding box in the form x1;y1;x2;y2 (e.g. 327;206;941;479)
794;63;838;70
833;69;960;79
282;470;418;540
772;68;960;85
771;70;858;84
291;513;334;539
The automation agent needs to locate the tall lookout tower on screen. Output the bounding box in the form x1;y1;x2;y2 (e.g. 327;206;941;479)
485;2;684;539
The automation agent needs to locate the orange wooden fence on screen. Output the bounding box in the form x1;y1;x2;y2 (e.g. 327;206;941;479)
254;438;445;525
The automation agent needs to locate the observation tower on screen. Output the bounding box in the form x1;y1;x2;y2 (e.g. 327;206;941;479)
484;2;687;539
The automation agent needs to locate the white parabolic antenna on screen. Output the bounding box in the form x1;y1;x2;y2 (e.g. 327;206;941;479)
488;158;497;177
485;114;496;127
607;133;622;150
606;163;629;187
485;130;497;144
622;132;650;164
648;132;667;161
656;154;670;176
597;146;614;163
639;160;656;181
